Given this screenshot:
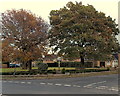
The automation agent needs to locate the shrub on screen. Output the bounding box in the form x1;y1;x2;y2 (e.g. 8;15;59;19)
67;70;76;74
47;62;93;68
37;62;48;73
107;67;110;71
47;70;53;74
61;68;66;74
52;69;56;74
29;69;39;75
2;72;13;75
47;62;58;67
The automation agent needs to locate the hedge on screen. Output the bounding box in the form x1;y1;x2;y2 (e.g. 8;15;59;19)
1;68;109;75
47;62;93;68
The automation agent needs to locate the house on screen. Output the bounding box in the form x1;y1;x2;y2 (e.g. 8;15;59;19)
109;54;118;67
94;54;118;68
43;54;57;63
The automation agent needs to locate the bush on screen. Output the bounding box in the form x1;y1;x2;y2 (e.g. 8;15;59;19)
47;62;93;68
64;68;109;74
2;71;29;75
1;67;110;75
14;71;29;75
47;62;58;67
61;68;65;74
53;69;56;74
37;62;48;73
29;69;39;75
1;72;13;75
47;70;53;74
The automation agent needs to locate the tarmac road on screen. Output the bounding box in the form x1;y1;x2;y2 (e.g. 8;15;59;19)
2;74;119;94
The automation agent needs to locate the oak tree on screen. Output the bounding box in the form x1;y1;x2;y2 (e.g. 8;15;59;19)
49;2;119;67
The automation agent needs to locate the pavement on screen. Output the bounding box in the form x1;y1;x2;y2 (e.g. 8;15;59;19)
1;74;119;94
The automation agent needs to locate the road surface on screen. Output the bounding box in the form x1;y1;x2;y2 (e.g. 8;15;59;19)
2;74;119;94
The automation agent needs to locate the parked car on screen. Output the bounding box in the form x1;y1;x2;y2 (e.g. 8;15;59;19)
9;64;20;68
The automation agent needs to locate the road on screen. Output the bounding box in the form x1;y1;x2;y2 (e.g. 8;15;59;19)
2;74;119;94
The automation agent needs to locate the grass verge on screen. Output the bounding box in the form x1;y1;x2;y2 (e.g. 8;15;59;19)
1;67;76;73
1;67;107;73
2;70;118;80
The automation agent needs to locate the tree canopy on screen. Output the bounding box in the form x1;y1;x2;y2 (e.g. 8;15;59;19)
49;2;119;65
2;9;48;70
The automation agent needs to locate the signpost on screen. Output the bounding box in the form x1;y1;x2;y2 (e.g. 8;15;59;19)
57;57;62;71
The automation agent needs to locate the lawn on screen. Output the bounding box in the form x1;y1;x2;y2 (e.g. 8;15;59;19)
1;67;108;73
48;67;76;70
1;68;29;73
1;67;76;73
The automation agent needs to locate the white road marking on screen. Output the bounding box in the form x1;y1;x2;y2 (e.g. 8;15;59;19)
76;85;81;87
3;81;7;83
96;86;108;89
55;84;62;86
64;84;71;87
73;85;78;87
21;82;25;84
40;83;46;85
6;80;117;92
108;87;118;91
27;82;31;84
97;81;106;84
47;83;53;85
8;81;13;83
83;85;92;88
89;81;106;86
84;81;107;88
109;89;118;91
89;83;97;85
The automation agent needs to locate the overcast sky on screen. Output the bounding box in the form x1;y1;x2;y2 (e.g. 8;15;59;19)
0;0;120;42
0;0;119;22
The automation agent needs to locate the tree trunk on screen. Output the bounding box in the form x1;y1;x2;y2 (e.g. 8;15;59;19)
80;55;85;68
27;60;32;71
7;62;10;68
22;61;27;69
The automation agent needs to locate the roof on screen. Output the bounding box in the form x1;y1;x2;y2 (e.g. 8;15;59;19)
44;54;57;61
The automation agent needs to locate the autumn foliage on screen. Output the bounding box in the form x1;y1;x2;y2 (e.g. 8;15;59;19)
1;2;120;70
2;9;48;70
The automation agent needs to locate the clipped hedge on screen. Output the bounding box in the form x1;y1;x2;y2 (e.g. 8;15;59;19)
1;72;14;75
47;62;58;67
68;68;110;74
1;68;110;75
47;62;93;68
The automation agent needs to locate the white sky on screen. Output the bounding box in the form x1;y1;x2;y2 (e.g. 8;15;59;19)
0;0;119;23
0;0;120;42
